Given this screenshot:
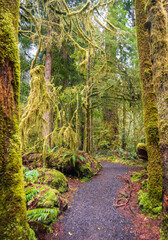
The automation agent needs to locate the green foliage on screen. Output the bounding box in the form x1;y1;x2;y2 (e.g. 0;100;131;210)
161;214;168;240
27;208;59;226
131;172;145;183
25;187;40;203
63;153;87;167
46;148;102;178
37;168;68;193
138;190;162;215
80;177;91;182
106;152;146;167
24;170;39;184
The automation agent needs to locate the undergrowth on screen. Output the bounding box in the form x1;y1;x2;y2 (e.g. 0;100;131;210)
138;190;162;216
131;171;162;216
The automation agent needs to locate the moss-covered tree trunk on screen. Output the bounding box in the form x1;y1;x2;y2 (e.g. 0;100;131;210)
103;103;119;149
0;1;35;239
135;0;162;206
43;31;52;148
84;50;91;153
145;0;168;237
122;102;126;150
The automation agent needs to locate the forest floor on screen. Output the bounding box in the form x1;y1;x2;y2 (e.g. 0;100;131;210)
36;161;161;240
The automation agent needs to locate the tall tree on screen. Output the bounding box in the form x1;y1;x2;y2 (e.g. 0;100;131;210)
0;0;35;239
135;0;162;206
145;0;168;237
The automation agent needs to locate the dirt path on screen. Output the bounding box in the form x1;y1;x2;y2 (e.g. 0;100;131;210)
50;162;137;240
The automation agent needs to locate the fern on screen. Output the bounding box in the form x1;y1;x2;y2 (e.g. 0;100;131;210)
24;170;39;184
25;188;40;203
27;208;59;223
77;155;86;162
71;155;76;167
63;153;87;167
63;153;71;159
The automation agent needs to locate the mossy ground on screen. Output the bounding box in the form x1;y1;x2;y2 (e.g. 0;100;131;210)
24;168;68;233
96;149;147;168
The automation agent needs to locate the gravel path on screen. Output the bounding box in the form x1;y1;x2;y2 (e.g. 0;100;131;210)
54;162;137;240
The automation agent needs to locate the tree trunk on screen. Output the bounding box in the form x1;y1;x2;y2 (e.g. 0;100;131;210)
84;50;91;153
122;102;126;150
43;33;52;148
146;0;168;237
103;103;119;149
135;0;162;206
0;1;35;239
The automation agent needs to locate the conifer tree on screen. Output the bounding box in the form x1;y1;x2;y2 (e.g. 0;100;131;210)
135;0;162;207
0;0;36;239
145;0;168;237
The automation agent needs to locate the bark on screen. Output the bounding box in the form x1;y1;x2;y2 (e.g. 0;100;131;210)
43;32;52;148
145;0;168;236
122;102;126;150
135;0;162;205
103;103;119;149
0;0;35;239
62;47;67;88
84;50;91;153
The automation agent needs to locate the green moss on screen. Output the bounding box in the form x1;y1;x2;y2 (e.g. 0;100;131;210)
161;214;168;240
25;183;68;212
107;154;145;167
80;177;91;182
131;172;144;183
28;229;37;240
135;0;162;207
136;143;146;151
0;1;36;238
46;148;102;178
37;185;61;208
38;168;68;193
138;190;162;216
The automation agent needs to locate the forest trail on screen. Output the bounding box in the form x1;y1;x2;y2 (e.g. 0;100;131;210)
50;162;137;240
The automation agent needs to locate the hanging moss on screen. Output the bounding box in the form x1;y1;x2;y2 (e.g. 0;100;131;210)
0;1;36;239
135;0;162;206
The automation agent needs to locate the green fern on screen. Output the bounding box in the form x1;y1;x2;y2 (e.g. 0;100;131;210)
25;188;39;203
63;153;87;167
71;155;76;167
27;208;59;224
77;155;86;162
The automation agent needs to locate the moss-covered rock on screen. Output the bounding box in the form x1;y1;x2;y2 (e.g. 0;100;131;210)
23;153;43;169
25;184;68;211
37;168;68;193
37;185;60;208
24;168;68;193
46;147;102;178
